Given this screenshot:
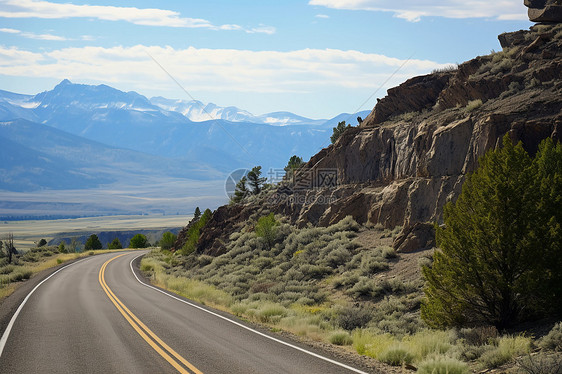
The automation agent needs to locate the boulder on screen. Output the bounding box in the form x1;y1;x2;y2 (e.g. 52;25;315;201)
525;0;562;23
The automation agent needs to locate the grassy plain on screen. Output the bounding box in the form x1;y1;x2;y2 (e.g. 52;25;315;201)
0;215;192;249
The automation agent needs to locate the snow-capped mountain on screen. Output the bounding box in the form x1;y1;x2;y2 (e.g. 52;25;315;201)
149;97;327;126
0;80;369;195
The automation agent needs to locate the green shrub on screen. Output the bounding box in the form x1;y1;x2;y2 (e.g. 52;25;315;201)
479;335;531;369
540;322;562;351
348;277;381;298
0;265;14;274
465;99;483;112
254;303;288;323
516;352;562;374
354;332;397;358
329;331;353;346
160;231;177;251
58;241;67;253
381;246;397;259
335;305;372;331
379;345;414;366
9;268;32;282
459;326;498;346
417;356;469;374
255;213;278;249
404;329;452;360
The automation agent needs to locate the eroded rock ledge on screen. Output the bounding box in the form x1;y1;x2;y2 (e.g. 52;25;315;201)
176;24;562;256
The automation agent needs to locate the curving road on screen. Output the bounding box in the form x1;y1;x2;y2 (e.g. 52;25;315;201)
0;251;372;373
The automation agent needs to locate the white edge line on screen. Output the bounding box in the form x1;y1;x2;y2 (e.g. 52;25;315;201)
129;253;369;374
0;257;90;357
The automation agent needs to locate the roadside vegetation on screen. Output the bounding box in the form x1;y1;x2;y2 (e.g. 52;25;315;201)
0;237;149;301
142;136;562;373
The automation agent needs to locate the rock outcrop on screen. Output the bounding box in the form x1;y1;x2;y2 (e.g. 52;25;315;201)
180;24;562;256
392;222;436;253
526;0;562;23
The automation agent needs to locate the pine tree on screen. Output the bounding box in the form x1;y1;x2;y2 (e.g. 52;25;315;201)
160;231;177;250
285;155;304;184
108;237;122;250
247;166;267;194
58;240;67;253
194;207;201;220
532;138;562;312
331;121;350;144
85;234;103;250
422;135;541;328
231;176;249;203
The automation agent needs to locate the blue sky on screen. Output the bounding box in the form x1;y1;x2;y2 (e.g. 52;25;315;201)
0;0;532;118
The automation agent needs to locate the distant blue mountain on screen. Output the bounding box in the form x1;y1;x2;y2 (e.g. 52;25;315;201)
0;80;370;194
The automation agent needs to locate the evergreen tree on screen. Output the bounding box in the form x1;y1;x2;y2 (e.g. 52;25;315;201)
231;176;249;203
247;166;267;194
285;155;304;184
58;240;67;253
129;234;149;249
532;138;562;312
178;208;213;256
160;231;177;251
331;121;351;144
108;237;122;250
194;207;201;220
422;135;544;328
85;234;103;250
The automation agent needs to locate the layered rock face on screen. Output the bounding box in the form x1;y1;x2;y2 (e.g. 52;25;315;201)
265;24;562;231
526;0;562;23
180;24;562;255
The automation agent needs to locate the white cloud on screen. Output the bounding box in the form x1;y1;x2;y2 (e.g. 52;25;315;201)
0;27;74;41
0;27;20;34
309;0;528;22
0;0;275;33
247;26;276;35
0;44;448;97
315;14;330;19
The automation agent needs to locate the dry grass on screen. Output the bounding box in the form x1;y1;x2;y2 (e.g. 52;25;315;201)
138;216;550;373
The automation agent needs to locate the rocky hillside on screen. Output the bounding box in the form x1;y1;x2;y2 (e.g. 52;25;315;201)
176;22;562;255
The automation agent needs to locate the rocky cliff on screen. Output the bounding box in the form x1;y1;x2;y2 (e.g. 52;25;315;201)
177;23;562;256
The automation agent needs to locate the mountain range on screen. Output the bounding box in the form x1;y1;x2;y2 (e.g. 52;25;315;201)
0;80;369;217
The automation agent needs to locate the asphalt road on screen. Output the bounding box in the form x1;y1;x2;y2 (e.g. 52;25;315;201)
0;251;371;373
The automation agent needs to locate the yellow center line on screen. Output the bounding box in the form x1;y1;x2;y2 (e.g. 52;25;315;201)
99;254;203;374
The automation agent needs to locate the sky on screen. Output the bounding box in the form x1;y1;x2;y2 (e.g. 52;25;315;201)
0;0;532;119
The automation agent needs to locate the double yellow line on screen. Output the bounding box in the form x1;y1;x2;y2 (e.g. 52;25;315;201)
99;254;203;374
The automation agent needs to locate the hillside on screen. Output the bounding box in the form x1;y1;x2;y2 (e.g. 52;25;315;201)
148;21;562;373
191;22;562;256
